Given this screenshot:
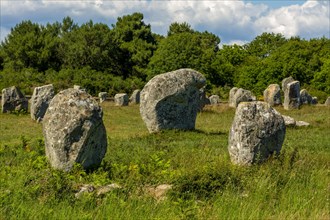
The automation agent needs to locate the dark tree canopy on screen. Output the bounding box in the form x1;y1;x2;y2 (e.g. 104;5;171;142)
0;14;329;102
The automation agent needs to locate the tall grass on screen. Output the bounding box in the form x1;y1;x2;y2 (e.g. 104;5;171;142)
0;103;329;219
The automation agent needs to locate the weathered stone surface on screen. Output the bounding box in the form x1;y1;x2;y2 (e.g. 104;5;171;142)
228;101;286;165
140;68;206;133
282;115;296;127
283;81;300;110
43;88;107;171
209;95;220;105
230;88;256;108
229;87;239;108
114;93;129;106
129;90;141;104
263;84;281;106
300;89;312;105
1;86;28;113
282;76;294;93
325;97;330;106
296;121;310;127
145;184;172;201
30;84;54;122
98;92;108;103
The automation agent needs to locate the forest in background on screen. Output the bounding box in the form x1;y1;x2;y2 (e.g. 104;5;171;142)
0;13;329;102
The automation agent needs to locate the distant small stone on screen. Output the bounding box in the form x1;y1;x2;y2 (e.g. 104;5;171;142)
98;92;108;103
30;84;54;121
209;95;220;105
114;93;129;106
283;81;300;110
96;183;121;196
230;88;256;108
228;87;239;108
311;97;318;105
1;86;28;113
263;84;281;106
146;184;172;201
43;88;107;171
282;115;296;127
282;76;294;93
300;89;312;105
228;101;286;165
296;121;310;127
129;90;141;104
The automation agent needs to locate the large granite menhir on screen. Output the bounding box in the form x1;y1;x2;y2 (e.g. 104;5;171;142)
43;88;107;171
1;86;28;113
140;68;206;133
228;101;286;165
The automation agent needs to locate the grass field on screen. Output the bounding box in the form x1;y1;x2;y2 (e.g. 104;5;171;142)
0;102;329;219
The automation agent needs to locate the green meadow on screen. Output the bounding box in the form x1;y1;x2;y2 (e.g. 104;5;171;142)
0;103;329;219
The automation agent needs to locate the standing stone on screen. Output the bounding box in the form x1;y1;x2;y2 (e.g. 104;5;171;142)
300;89;312;105
284;81;300;110
43;88;107;171
209;95;220;105
1;86;28;113
30;84;55;122
311;97;318;105
229;87;238;108
114;93;129;106
231;88;256;108
98;92;108;103
140;68;206;133
263;84;281;106
282;76;294;94
129;90;141;104
324;97;330;106
228;101;286;165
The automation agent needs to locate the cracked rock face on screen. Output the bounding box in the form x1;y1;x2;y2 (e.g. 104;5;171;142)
30;84;55;121
140;68;206;133
228;101;286;165
43;88;107;171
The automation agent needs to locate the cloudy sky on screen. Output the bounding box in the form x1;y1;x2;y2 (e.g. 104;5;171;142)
1;0;329;45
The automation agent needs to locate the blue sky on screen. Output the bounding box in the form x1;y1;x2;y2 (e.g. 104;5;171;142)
246;0;305;8
1;0;329;45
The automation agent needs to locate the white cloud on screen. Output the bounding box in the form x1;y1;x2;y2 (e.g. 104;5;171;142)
254;0;330;38
0;0;329;44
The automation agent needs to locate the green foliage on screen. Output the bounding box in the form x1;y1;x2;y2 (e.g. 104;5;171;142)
0;15;329;98
111;12;157;79
146;30;220;80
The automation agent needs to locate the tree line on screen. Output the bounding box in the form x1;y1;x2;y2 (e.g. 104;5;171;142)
0;13;329;101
